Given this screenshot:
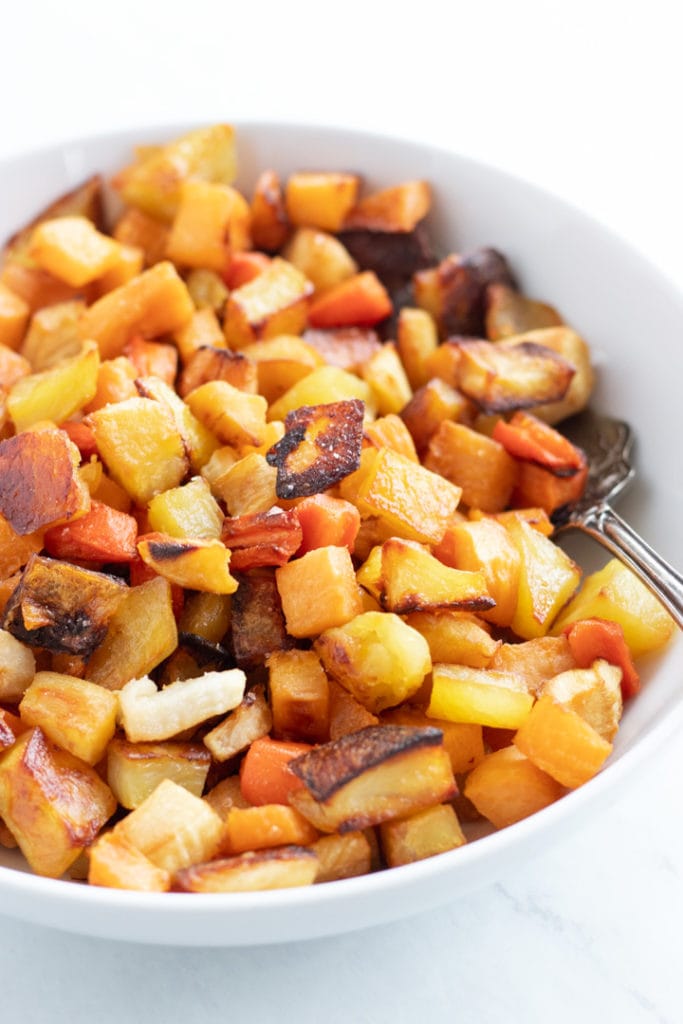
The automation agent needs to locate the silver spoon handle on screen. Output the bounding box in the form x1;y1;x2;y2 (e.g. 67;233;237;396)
574;503;683;629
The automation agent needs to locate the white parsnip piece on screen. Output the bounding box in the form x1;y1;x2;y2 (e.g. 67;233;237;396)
118;670;246;742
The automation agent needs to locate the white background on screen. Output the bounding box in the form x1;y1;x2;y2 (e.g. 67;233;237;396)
1;2;681;1021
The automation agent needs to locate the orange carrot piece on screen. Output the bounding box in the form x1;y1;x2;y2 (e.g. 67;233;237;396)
123;334;178;385
294;493;361;555
239;736;312;806
492;411;585;474
44;499;138;562
513;694;612;789
307;271;392;328
61;420;99;460
221;804;318;855
511;459;589;515
224;251;271;289
563;617;640;699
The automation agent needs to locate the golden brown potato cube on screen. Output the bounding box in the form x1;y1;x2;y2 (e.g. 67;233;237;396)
289;725;455;833
395;306;439;390
381;704;485;775
185;380;268;449
230;569;293;668
328;679;379;740
401;378;472;454
0;726;116;877
501;327;594;425
354;446;463;545
203;683;273;762
148;476;224;540
463;745;565;829
136;534;238;595
0;429;90;535
241;334;323;404
19;671;118;764
315;610;431;714
2;554;126;657
267;649;330;743
268;364;375;423
204;775;252;817
106;736;211;809
134;375;219;474
78;261;194;360
223;257;313;349
205;451;278;515
114;778;223;873
425;420;518;513
380;802;466;867
266;398;364;499
276;545;363;639
8;340;99;432
250;169;290;252
85;576;178;690
0;629;36;703
178;591;231;644
453;338;575;415
113;123;237;222
178;344;257;398
166;181;250;272
302;325;382;372
0;284;30;351
175;845;319;893
19;299;85;370
311;830;373;883
427;664;534;729
28;216;121;288
283;227;358;294
489;635;577;694
285;172;360;233
88;396;188;505
485;282;563;340
88;830;171;892
435;517;522;628
538;660;623;742
360;342;412;416
173;307;227;364
379;537;494;615
113;207;170;267
403;610;499;668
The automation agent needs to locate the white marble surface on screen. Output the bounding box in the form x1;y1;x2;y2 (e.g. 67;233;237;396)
1;2;682;1020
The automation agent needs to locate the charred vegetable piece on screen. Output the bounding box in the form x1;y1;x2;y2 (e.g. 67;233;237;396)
302;326;382;372
485;282;564;340
450;339;576;415
174;845;319;893
0;429;90;535
413;247;516;339
337;224;434;291
221;508;303;572
230;569;293;668
2;554;126;656
288;724;455;833
266;398;364;499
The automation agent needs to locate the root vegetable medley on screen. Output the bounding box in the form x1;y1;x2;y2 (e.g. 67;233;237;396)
0;124;675;894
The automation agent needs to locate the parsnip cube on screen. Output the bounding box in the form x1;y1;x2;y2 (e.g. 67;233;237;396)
380;802;466;867
0;727;116;877
204;452;278;515
203;684;272;762
538;660;623;741
311;830;372;883
114;778;223;872
315;610;431;714
19;671;118;764
118;669;246;743
106;737;211;808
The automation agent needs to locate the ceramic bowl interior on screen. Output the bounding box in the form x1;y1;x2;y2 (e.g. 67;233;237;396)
0;122;681;945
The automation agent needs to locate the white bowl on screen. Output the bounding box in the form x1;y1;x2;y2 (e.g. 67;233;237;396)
0;122;681;946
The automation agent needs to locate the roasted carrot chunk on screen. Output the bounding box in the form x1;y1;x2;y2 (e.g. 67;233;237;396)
307;271;392;328
44;500;138;563
239;736;312;806
563;617;640;699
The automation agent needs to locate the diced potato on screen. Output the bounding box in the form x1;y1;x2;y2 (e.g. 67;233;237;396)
241;334;324;405
114;124;237;221
28;216;121;287
203;684;272;762
364;413;419;463
268;364;375;424
19;671;118;764
360;342;412;416
118;669;246;742
434;518;521;628
401;378;471;454
489;635;577;694
203;775;252;817
464;745;565;828
88;396;188;505
538;660;623;742
0;283;30;350
312;830;372;883
85;576;178;691
185;380;268;449
283;227;357;293
178;591;231;644
0;429;90;534
148;476;224;540
289;725;455;833
485;283;563;340
315;610;431;714
113;778;223;872
175;845;319;893
0;629;36;703
285;172;360;233
106;737;211;809
380;802;466;867
136;533;238;595
551;558;675;658
0;727;116;877
20;299;86;370
178;344;257;398
379;537;493;615
223;257;313;349
276;545;363;639
267;649;330;743
427;664;534;729
396;307;439;390
403;610;499;669
173;307;226;364
7;341;99;432
513;694;613;789
505;516;581;639
88;831;171;892
135;375;219;473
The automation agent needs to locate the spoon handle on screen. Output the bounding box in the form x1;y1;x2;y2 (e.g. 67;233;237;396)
572;503;683;629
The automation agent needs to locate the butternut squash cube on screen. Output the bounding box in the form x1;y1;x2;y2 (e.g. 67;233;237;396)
0;283;30;350
285;172;360;233
315;610;431;713
28;216;121;287
427;664;534;729
93;242;144;296
380;802;466;867
19;671;118;764
401;377;471;454
343;180;431;232
276;545;363;638
7;341;99;432
551;557;675;658
220;803;319;855
267;649;330;743
113;207;170;266
78;261;194;360
513;693;613;789
106;737;211;809
0;727;116;877
425;420;518;513
364;413;419;463
88;396;188;505
464;745;565;828
223;257;313;349
166;181;251;272
250;169;289;252
88;830;171;892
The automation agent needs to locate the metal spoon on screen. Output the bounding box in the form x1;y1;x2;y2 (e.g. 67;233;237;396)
552;409;683;629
